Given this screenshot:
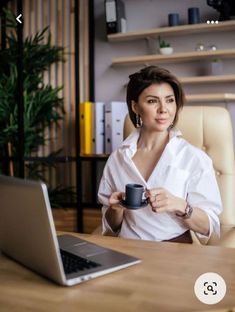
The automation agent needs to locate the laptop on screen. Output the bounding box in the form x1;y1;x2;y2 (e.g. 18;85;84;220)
0;175;141;286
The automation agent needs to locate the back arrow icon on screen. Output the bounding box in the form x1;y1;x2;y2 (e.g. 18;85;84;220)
16;14;22;24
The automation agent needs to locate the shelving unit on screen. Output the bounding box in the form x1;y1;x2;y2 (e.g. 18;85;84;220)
108;20;235;42
80;154;108;159
109;19;235;108
112;49;235;66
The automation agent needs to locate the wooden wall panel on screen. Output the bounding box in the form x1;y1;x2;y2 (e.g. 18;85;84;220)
7;0;90;194
79;0;90;103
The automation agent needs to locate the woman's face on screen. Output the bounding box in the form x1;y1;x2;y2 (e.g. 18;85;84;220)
132;82;177;132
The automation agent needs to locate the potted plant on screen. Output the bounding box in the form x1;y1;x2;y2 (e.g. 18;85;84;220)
158;36;173;55
0;9;76;209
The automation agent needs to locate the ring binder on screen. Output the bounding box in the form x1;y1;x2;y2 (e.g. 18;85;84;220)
105;0;126;34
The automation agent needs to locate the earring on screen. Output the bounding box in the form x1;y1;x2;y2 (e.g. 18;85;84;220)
168;123;174;130
135;114;143;128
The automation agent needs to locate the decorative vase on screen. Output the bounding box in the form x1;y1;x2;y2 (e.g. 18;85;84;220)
188;7;200;24
168;13;180;27
209;60;223;75
159;47;173;55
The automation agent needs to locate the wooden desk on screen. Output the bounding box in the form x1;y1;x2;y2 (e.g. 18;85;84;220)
0;233;235;312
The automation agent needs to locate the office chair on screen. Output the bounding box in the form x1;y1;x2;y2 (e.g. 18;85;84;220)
123;106;235;247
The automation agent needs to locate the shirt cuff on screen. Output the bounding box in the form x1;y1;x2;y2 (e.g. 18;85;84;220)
194;213;219;244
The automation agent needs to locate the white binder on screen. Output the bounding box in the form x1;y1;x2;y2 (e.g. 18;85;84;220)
105;101;128;153
105;103;112;154
92;102;105;154
105;0;126;34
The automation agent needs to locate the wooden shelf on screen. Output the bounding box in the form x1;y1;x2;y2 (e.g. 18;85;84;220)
107;20;235;42
112;49;235;66
180;75;235;84
123;75;235;88
186;93;235;103
80;154;109;159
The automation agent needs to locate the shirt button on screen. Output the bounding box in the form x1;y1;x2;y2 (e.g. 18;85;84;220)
202;146;206;151
216;171;221;176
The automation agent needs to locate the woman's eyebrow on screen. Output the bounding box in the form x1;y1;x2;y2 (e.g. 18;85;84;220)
146;94;175;98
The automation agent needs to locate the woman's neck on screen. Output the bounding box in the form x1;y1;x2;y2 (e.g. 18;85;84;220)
137;129;169;152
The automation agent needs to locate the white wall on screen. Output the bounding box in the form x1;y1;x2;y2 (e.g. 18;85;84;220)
94;0;235;144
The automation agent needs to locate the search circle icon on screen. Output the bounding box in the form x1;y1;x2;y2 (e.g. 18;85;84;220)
194;272;226;305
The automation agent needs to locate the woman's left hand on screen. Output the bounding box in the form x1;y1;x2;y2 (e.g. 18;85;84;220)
145;187;187;215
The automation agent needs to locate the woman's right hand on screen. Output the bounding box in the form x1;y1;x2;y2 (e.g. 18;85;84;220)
109;192;125;210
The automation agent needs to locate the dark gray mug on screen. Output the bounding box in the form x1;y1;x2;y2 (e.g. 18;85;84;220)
125;184;145;207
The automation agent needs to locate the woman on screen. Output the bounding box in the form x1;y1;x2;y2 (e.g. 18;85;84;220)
98;66;222;244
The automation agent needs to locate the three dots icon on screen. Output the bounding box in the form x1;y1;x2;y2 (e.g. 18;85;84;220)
207;20;219;24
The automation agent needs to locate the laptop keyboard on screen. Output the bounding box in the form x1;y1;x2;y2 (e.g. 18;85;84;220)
60;249;101;274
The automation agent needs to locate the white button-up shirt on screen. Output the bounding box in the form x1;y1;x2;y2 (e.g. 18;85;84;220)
98;128;222;242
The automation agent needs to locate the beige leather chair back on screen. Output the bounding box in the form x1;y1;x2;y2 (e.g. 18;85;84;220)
124;106;235;228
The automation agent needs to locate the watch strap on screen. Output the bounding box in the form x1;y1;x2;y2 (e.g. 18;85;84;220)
176;204;193;219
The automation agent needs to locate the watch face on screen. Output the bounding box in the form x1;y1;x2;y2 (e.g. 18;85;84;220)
176;204;193;219
185;205;193;219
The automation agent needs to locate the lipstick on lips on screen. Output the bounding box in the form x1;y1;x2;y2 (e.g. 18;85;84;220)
156;118;168;124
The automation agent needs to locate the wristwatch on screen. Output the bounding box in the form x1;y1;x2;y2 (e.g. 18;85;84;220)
176;204;193;219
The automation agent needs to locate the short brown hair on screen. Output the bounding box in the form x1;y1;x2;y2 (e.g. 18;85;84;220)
126;66;185;127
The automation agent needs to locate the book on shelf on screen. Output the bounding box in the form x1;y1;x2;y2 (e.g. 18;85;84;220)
92;102;105;154
79;102;93;155
105;101;128;154
105;0;127;34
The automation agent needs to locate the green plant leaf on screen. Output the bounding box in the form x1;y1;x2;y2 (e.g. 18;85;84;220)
158;35;171;48
0;9;72;208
